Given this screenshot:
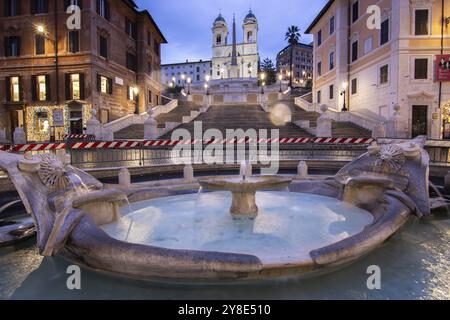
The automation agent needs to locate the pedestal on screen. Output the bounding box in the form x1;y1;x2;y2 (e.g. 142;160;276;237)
230;191;258;219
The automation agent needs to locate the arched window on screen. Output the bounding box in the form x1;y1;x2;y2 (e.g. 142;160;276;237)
216;34;222;45
247;31;253;42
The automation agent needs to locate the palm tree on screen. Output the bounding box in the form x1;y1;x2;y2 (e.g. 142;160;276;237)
285;25;301;88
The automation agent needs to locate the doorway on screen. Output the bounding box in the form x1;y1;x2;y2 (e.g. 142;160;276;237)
68;102;83;135
9;109;25;140
411;105;428;138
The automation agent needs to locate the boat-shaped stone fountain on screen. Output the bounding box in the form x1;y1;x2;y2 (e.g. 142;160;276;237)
0;137;431;282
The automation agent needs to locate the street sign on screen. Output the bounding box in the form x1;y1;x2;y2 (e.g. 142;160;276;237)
53;110;64;127
436;54;450;82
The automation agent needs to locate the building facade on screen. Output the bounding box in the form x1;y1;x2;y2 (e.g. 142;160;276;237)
0;0;166;142
276;43;314;86
161;60;212;86
306;0;450;139
211;11;259;80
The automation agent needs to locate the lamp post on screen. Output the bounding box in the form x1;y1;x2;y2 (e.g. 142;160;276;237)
187;77;191;95
340;82;348;112
181;74;186;89
172;76;176;87
220;68;224;80
132;86;139;114
36;25;59;104
205;75;210;95
260;73;266;94
278;74;283;93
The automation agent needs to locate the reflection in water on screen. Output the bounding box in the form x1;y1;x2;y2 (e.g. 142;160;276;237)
0;213;449;300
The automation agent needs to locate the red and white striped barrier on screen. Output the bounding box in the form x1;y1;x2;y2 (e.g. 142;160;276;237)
7;137;374;153
0;144;11;152
314;137;374;144
70;141;141;150
63;134;94;140
12;143;67;153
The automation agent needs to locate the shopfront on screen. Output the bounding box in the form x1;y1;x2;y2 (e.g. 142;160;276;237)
25;103;90;142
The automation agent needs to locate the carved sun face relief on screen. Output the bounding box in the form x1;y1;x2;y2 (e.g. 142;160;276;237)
38;153;70;192
375;145;406;172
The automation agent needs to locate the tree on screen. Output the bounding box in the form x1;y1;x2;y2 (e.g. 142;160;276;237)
260;58;277;85
284;25;301;88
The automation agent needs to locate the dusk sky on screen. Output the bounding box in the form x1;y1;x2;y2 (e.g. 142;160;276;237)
135;0;328;64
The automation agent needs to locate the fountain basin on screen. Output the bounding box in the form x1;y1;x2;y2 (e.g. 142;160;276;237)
101;192;374;265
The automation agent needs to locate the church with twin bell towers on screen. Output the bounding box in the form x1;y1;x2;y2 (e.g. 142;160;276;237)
211;10;260;80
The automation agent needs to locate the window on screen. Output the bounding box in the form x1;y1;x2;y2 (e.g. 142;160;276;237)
352;1;359;23
380;19;389;45
379;65;389;84
68;31;79;53
414;59;428;79
71;74;80;99
126;18;137;39
317;90;321;104
317;30;322;46
148;90;152;104
37;75;47;101
415;9;429;35
317;61;322;77
126;52;137;72
329;16;335;35
351;40;358;62
96;0;110;21
329;84;334;100
66;73;84;100
4;0;20;16
216;34;222;45
99;35;108;59
35;35;45;55
7;76;21;102
247;31;253;42
32;0;48;14
65;0;83;9
364;37;373;55
329;52;334;70
97;75;112;94
5;36;20;57
351;78;358;95
36;112;49;133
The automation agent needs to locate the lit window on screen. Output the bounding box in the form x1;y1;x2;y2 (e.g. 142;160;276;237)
11;77;20;102
37;75;46;101
101;76;108;93
71;74;80;100
36;112;49;133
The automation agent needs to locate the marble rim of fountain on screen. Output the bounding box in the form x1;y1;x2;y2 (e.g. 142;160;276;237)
0;137;431;282
197;176;293;192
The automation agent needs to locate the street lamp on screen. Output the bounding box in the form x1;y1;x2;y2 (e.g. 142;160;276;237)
181;74;186;89
220;68;224;79
260;73;266;94
187;77;192;95
204;83;209;96
278;74;283;93
172;76;176;87
340;82;348;112
36;25;59;104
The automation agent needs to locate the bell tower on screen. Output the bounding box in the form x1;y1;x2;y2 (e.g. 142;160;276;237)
212;13;228;47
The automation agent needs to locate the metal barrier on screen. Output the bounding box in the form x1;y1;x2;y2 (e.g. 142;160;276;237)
4;137;450;170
